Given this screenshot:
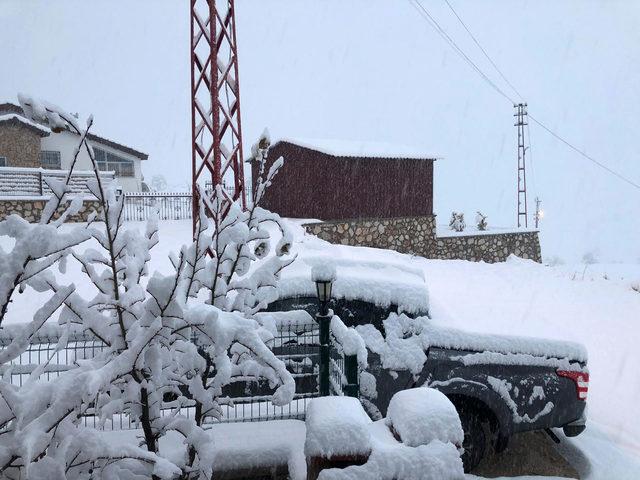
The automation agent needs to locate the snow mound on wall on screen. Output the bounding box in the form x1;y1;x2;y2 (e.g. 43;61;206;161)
275;255;430;315
304;397;372;458
276;137;438;159
318;439;464;480
386;388;463;448
210;420;306;480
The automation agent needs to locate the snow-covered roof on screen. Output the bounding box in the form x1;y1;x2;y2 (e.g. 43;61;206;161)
0;113;51;136
275;137;438;160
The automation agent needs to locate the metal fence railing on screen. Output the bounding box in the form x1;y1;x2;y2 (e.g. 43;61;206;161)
204;182;252;201
121;188;256;222
122;192;192;221
0;319;320;429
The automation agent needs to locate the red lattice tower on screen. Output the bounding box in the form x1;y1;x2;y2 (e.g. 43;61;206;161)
191;0;246;233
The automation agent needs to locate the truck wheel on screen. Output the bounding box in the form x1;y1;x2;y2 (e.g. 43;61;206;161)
459;409;487;472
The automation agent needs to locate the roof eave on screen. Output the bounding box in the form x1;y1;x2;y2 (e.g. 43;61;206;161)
0;117;51;137
87;134;149;160
274;140;438;161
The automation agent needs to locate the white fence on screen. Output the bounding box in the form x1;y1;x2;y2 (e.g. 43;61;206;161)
122;192;193;221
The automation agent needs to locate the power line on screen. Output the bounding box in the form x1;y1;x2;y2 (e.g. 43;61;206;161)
408;0;515;104
407;0;640;193
528;115;640;191
443;0;524;101
525;120;538;199
441;0;639;193
443;0;540;199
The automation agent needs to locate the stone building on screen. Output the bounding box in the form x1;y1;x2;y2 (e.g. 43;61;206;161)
253;138;541;263
0;102;148;192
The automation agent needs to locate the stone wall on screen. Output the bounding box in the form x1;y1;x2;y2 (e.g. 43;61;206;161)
433;231;541;263
0;198;102;223
303;216;437;256
0;124;42;168
303;216;541;263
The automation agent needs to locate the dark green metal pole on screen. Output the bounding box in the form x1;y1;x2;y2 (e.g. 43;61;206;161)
317;313;330;396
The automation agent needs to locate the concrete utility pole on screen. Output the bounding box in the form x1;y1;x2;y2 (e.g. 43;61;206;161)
534;196;543;229
514;103;529;228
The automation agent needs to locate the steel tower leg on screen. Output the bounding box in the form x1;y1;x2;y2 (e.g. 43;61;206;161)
191;0;246;235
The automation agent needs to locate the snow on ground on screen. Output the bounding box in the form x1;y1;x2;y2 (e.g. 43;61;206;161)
552;424;640;480
2;218;639;478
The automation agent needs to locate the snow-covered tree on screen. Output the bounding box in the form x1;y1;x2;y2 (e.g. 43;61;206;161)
582;251;598;265
150;175;168;192
475;211;487;231
0;98;296;479
448;212;465;232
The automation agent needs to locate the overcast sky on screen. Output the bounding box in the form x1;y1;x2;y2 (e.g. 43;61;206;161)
2;0;639;262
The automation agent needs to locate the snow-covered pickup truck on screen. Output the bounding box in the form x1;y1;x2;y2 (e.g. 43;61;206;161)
361;314;589;472
265;256;589;472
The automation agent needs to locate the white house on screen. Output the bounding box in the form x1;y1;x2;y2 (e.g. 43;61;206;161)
0;102;148;192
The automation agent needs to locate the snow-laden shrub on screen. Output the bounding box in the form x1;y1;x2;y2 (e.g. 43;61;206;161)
475;211;487;231
0;98;295;479
582;251;598;265
448;212;465;232
544;255;565;266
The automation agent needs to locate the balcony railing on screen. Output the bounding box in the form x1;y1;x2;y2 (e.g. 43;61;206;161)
0;166;115;197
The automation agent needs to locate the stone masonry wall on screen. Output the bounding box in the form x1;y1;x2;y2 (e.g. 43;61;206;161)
0;124;42;168
433;231;541;263
303;216;437;256
303;216;541;263
0;198;103;223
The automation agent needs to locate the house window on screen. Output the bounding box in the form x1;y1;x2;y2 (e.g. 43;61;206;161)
0;156;6;167
93;147;135;177
40;151;62;170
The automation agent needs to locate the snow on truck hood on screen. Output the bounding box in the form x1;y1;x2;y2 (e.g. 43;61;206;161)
275;254;430;316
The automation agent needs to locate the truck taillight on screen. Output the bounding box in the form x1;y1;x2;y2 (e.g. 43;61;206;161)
557;370;589;400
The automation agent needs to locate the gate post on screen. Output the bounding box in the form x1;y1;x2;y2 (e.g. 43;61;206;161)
317;313;331;396
343;354;359;398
